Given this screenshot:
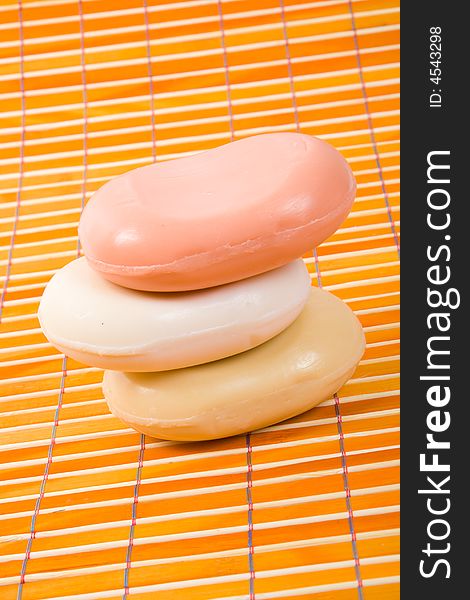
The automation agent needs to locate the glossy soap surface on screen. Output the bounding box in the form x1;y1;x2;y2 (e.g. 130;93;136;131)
103;287;366;441
79;133;356;291
38;257;311;372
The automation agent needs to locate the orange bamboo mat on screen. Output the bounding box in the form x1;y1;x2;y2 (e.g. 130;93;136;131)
0;0;400;598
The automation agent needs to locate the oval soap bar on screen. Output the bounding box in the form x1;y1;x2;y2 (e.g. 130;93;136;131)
79;133;356;291
103;288;365;441
38;257;311;372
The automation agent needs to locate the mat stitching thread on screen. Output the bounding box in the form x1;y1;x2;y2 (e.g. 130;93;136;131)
279;0;300;131
120;6;154;593
246;432;256;600
311;216;365;598
347;0;400;256
78;0;88;227
0;0;25;323
13;3;53;595
281;0;365;582
123;434;146;598
17;357;68;598
217;0;235;141
217;2;255;595
334;393;365;597
143;0;157;162
279;0;323;278
17;3;88;593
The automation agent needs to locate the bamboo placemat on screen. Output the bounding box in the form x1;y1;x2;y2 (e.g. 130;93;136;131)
0;0;400;598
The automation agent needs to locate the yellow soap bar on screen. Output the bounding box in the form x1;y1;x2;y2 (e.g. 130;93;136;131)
103;288;365;441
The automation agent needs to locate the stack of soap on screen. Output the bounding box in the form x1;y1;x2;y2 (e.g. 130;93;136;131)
39;133;365;441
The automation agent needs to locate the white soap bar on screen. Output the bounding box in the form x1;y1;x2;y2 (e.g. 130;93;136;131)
103;288;366;441
38;257;311;371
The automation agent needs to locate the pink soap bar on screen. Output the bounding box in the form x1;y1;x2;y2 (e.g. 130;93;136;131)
79;133;356;291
